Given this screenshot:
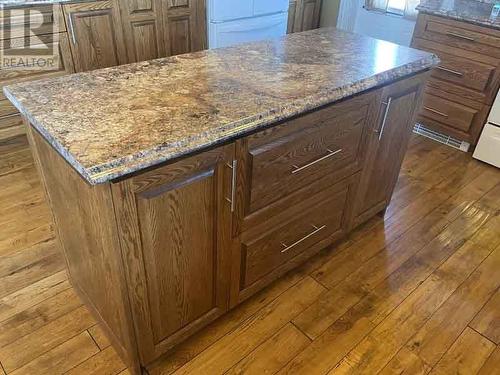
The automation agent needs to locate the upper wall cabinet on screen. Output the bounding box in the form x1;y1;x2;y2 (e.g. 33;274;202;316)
288;0;322;33
63;0;128;72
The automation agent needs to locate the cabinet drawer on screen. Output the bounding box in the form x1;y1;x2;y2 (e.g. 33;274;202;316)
0;99;17;118
416;15;500;59
431;50;495;93
0;33;73;92
241;176;352;288
420;90;491;139
245;94;372;213
0;112;24;141
0;4;65;40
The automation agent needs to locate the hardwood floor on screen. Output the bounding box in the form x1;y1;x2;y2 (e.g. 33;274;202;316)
0;134;499;375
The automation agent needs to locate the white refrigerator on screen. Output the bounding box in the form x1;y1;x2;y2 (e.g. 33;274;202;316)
473;91;500;168
207;0;289;49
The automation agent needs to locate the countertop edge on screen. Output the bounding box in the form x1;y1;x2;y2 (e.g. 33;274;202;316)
4;54;438;185
416;6;500;30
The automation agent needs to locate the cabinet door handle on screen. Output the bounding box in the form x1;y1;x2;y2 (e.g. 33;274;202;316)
68;13;77;44
424;106;448;118
281;224;326;254
436;66;463;77
446;31;475;42
377;97;392;141
291;148;342;174
225;160;237;212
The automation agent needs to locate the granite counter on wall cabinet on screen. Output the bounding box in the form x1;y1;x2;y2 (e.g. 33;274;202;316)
4;28;438;185
417;0;500;30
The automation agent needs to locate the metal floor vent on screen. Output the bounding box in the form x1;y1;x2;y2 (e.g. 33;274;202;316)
413;123;470;152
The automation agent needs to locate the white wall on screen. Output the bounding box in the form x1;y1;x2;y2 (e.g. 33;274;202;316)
338;0;416;46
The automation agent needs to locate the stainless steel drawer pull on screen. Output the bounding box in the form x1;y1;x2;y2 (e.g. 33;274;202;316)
446;31;475;42
424;106;449;118
377;97;393;141
291;148;342;174
437;66;464;77
68;14;77;44
225;160;237;212
281;224;326;254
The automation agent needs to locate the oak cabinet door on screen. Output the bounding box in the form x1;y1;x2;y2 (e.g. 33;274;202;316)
112;144;235;363
63;0;128;72
161;0;207;56
119;0;167;63
353;74;428;226
288;0;322;33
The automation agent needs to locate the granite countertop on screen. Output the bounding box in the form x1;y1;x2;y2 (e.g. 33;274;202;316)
4;28;438;185
417;0;500;30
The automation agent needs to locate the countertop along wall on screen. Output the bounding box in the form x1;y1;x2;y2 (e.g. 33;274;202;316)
338;0;416;46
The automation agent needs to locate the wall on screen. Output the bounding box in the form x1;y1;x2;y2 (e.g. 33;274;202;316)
338;0;416;46
320;0;341;27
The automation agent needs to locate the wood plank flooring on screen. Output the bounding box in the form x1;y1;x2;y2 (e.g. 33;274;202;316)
0;134;499;374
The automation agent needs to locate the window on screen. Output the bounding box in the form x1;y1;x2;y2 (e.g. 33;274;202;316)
365;0;420;19
387;0;407;16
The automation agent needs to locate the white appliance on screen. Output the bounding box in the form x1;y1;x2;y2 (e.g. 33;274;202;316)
207;0;289;49
473;91;500;168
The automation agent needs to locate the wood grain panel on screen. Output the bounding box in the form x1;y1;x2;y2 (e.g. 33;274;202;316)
245;92;374;214
415;14;500;59
354;73;427;226
112;144;234;363
119;0;166;63
63;0;128;72
27;127;141;374
0;4;66;39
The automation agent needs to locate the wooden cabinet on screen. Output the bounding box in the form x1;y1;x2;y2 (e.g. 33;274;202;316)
353;74;427;227
26;71;428;374
111;145;235;363
288;0;322;33
161;0;207;56
63;0;128;72
119;0;166;63
412;14;500;145
120;0;206;63
0;16;73;143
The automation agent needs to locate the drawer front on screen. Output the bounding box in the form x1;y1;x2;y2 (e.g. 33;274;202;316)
0;33;73;92
241;177;351;288
0;99;17;118
431;50;495;93
245;94;372;214
417;15;500;59
421;93;478;133
0;4;65;40
0;112;24;141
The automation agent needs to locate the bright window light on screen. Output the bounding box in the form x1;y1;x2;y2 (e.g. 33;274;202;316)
387;0;406;15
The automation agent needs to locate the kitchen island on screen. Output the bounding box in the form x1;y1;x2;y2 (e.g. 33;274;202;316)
4;28;438;374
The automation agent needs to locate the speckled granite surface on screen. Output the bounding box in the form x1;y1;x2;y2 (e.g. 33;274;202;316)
417;0;500;30
4;28;438;185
